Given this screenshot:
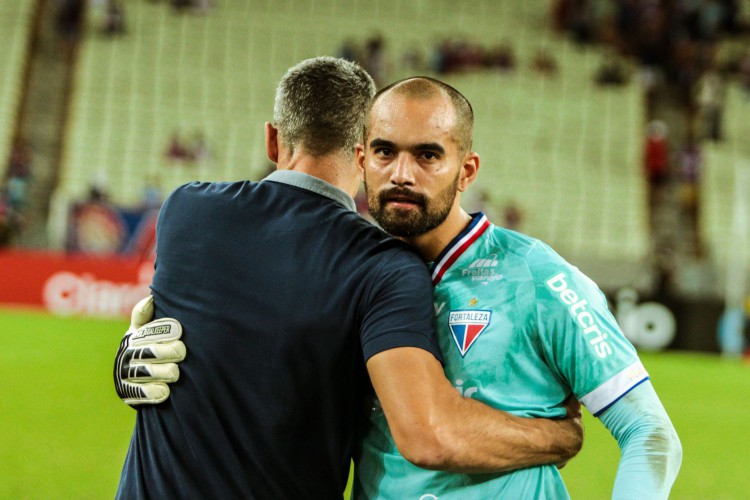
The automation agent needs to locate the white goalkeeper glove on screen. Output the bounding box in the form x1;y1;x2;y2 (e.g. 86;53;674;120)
114;295;186;406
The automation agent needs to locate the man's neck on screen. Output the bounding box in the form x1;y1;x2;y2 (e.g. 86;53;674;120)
404;207;473;262
277;150;360;198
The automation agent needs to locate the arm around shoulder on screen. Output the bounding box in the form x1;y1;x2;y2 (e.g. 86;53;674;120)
366;347;583;473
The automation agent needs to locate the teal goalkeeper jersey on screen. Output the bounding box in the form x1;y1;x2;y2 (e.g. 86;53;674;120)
353;213;649;500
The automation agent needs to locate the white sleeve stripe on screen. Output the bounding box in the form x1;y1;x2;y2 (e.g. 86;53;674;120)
591;377;650;417
580;361;649;416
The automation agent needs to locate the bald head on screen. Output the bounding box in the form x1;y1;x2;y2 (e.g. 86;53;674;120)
367;77;474;155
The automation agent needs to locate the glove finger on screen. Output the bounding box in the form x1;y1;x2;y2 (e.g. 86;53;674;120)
121;382;171;405
131;318;182;345
126;341;186;363
130;295;154;329
123;362;180;383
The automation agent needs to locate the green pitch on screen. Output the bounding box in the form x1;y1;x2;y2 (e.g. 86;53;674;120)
1;308;749;499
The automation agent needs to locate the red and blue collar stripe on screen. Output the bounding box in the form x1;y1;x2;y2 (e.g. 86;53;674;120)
431;212;490;286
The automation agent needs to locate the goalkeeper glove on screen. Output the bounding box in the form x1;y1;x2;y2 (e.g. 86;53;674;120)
114;295;186;406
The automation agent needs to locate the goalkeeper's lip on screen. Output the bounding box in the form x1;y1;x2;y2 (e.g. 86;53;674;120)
386;200;421;209
383;196;424;210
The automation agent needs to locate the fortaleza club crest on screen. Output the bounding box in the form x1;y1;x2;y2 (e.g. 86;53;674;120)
448;310;491;356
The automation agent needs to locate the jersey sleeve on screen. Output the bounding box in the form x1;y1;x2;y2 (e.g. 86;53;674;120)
598;381;683;499
359;250;443;364
530;243;648;416
153;183;200;262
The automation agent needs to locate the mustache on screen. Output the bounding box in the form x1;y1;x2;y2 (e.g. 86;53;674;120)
378;187;427;208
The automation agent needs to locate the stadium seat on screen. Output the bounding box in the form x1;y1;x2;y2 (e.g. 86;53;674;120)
55;0;748;275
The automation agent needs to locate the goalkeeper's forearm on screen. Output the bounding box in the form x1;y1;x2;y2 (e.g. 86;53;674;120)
599;381;682;499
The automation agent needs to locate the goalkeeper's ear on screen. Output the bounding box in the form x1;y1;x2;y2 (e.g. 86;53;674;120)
131;295;155;329
457;151;480;193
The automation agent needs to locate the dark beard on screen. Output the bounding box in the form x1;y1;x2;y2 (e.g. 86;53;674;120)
365;173;459;237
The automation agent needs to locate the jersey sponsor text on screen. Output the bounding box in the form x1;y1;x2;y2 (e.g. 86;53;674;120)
454;378;478;398
461;254;503;282
546;272;613;358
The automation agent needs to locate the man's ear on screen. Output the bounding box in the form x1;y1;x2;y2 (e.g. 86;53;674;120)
458;152;480;192
265;122;279;163
356;143;366;180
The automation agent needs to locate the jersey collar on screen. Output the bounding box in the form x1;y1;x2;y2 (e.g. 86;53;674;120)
263;170;356;212
431;212;490;286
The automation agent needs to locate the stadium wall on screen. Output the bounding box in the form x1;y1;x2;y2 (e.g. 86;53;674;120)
0;248;730;353
0;249;151;318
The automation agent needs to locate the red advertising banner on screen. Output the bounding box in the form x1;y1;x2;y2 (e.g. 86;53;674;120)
0;250;153;318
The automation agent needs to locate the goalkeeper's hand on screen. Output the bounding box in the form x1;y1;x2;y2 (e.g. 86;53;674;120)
114;295;186;406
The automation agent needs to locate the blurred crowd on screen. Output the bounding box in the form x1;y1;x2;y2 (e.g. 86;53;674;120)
56;0;215;45
338;34;561;86
554;0;748;107
147;0;214;15
0;140;33;246
164;130;212;165
551;0;748;260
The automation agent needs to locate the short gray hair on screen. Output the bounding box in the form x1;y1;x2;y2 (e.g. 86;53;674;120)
273;57;376;158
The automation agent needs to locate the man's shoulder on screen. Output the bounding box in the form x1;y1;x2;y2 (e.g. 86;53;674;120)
502;233;605;308
168;180;255;199
483;225;604;303
162;180;305;219
358;225;427;275
485;225;568;277
487;225;554;259
158;181;258;225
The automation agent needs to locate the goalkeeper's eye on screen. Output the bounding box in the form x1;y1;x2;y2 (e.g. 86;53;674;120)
375;147;394;158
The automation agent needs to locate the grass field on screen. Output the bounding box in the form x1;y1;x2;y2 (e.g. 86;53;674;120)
1;307;749;499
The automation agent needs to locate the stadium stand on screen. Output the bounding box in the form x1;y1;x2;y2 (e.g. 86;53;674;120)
0;2;36;172
53;0;750;290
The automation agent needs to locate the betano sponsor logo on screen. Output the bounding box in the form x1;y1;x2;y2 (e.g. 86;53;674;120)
461;254;503;283
545;272;613;358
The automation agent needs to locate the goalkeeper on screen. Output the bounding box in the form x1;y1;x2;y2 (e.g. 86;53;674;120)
349;77;681;499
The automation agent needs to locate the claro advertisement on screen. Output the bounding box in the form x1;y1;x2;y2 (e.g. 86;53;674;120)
0;250;732;352
0;250;153;318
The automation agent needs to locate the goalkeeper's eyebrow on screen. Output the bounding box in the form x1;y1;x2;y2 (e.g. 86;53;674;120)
369;138;395;150
369;138;446;155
